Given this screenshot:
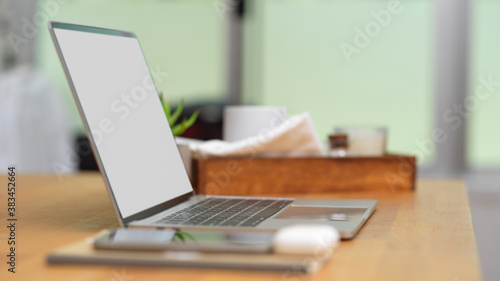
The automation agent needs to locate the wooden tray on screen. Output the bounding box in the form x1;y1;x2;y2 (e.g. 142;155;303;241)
192;155;416;195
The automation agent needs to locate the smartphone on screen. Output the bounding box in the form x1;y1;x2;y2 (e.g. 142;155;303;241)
94;228;274;253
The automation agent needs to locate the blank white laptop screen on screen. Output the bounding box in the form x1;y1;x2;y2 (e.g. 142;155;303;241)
52;27;192;218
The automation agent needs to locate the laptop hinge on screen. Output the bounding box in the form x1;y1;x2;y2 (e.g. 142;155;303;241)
122;192;192;225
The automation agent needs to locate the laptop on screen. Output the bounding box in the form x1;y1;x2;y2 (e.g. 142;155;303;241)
49;22;377;239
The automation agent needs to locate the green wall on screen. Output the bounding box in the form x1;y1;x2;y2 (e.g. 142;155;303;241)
244;0;433;164
469;0;500;167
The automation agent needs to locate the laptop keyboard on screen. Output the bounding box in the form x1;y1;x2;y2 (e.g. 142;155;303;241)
154;198;293;227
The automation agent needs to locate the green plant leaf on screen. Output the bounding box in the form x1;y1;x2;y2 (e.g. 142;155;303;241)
169;99;184;126
159;92;172;122
171;110;199;136
179;231;196;242
159;94;199;136
173;232;185;243
171;123;183;136
184;109;199;129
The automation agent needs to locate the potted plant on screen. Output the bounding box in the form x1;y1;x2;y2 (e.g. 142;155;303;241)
159;92;199;178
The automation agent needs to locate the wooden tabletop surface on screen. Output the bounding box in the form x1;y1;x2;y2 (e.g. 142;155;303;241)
0;173;482;281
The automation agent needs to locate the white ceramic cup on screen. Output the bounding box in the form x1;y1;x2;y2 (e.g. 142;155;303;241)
223;106;287;142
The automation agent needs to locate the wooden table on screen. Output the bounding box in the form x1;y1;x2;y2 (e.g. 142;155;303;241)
0;173;481;281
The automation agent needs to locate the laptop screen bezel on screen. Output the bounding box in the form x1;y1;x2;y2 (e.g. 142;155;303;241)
48;21;194;226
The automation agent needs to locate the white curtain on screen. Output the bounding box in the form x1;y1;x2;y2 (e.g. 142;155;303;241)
0;65;76;173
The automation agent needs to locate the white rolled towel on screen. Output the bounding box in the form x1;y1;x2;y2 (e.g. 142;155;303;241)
180;112;324;158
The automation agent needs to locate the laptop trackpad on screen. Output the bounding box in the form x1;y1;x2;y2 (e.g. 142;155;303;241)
275;206;367;222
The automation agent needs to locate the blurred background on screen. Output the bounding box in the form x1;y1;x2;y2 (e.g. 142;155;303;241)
0;0;499;278
3;0;500;174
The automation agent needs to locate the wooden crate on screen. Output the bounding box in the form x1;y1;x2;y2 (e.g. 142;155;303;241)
192;155;416;195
